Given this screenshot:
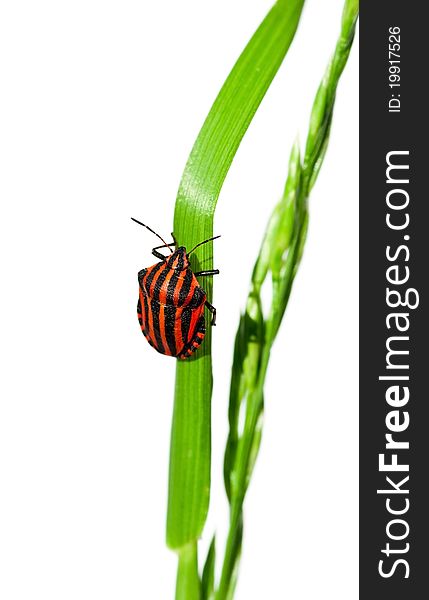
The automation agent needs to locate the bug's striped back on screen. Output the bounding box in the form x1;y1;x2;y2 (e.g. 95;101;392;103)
137;257;206;357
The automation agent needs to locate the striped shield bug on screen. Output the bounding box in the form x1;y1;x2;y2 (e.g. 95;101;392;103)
132;218;220;359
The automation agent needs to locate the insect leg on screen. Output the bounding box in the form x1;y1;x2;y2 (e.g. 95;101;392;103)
194;269;220;277
205;300;217;326
137;297;143;327
151;240;177;260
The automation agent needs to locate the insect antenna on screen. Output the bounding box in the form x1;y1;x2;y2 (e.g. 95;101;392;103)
188;235;221;256
131;217;174;254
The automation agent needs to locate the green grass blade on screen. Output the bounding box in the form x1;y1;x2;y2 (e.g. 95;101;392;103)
167;0;306;552
201;537;216;600
175;0;306;225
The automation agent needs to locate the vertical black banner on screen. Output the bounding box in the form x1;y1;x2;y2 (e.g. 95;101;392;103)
360;2;428;598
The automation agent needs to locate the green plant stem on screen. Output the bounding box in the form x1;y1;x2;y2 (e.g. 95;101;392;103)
217;353;269;600
217;1;358;597
176;542;200;600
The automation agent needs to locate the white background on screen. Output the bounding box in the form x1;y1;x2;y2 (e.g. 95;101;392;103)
0;1;358;598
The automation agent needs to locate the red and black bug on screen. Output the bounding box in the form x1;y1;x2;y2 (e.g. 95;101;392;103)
132;218;220;359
